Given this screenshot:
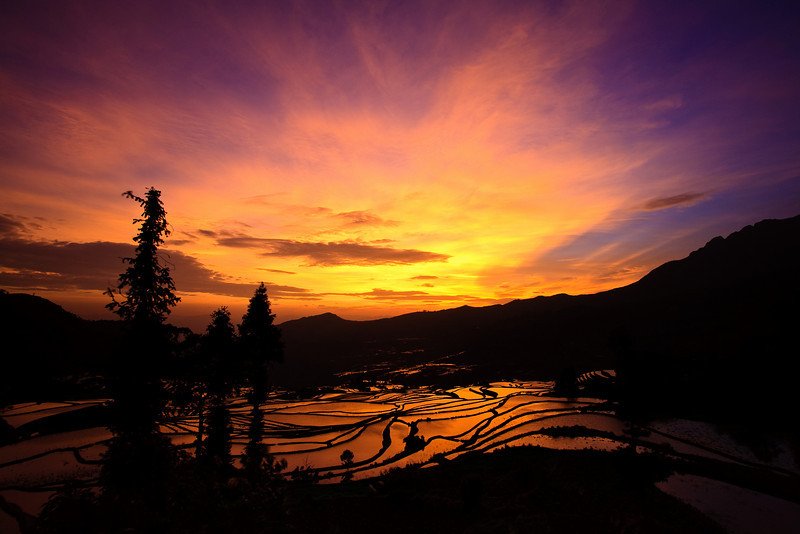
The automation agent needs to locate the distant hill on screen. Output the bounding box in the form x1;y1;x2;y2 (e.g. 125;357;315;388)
278;215;800;420
0;291;123;403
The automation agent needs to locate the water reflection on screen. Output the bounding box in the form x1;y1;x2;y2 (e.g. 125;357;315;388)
2;379;797;520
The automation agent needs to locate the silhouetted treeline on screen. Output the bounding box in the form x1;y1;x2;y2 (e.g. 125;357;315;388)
24;188;286;532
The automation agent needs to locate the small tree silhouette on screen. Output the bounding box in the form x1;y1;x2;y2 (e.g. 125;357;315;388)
553;366;579;398
340;449;354;482
238;282;282;404
239;283;283;477
202;307;237;465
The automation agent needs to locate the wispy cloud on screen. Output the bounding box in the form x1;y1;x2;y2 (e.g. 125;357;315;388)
215;234;449;266
328;288;496;304
0;214;27;237
642;192;706;211
0;234;308;298
258;268;296;275
332;210;399;227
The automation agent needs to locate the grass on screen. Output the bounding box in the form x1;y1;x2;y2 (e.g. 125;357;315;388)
276;446;724;533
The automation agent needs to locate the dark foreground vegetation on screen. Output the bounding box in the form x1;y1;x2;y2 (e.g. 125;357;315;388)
30;446;722;534
291;447;726;534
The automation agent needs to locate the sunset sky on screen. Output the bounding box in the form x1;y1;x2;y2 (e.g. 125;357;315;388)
1;1;799;330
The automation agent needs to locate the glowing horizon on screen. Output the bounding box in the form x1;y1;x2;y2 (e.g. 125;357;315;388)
2;1;799;331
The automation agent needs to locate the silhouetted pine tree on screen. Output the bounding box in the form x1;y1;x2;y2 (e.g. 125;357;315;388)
106;188;180;325
238;283;283;477
99;187;180;527
202;307;237;466
238;282;282;403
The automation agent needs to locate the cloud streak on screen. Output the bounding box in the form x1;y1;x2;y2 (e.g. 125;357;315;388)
215;234;449;266
0;234;308;299
642;192;706;211
327;288;497;304
333;210;399;227
0;214;26;236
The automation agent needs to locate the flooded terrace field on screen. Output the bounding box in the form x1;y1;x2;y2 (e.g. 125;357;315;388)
2;376;798;530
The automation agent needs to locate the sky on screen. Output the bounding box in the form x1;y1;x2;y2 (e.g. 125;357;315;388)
1;0;799;331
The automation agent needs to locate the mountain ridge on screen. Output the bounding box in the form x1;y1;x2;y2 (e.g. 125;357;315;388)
276;214;800;395
282;214;800;328
3;214;799;416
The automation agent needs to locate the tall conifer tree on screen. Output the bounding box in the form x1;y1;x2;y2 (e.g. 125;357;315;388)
239;283;283;477
100;187;180;525
106;187;180;324
239;282;282;402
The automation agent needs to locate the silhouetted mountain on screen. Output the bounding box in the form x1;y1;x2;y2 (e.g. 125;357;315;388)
278;215;800;422
0;291;123;403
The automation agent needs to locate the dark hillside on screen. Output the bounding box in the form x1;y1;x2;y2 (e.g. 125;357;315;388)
278;215;800;423
0;291;122;403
